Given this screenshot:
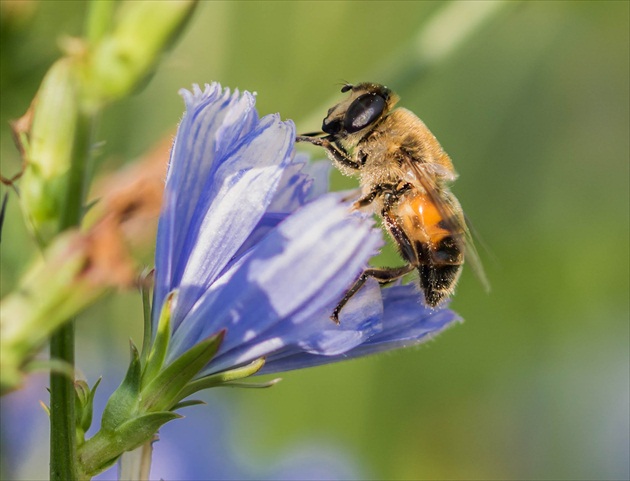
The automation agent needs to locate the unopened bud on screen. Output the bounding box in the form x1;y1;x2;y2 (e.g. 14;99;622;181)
18;57;79;244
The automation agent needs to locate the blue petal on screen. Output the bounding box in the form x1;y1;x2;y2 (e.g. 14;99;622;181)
229;157;320;263
300;157;332;201
353;285;460;351
153;84;296;330
206;278;384;375
154;84;257;322
258;284;461;374
171;114;296;330
167;193;383;365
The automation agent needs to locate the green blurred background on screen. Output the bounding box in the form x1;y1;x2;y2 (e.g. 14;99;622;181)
1;1;628;479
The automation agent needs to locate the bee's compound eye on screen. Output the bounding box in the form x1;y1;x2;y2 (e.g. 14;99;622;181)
344;94;386;133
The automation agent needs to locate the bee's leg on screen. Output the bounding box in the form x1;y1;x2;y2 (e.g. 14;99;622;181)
365;183;412;211
352;183;400;210
352;188;381;210
331;264;415;324
299;131;325;137
295;135;361;170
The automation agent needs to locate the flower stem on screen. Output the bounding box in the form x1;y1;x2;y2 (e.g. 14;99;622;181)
49;109;95;481
50;322;77;481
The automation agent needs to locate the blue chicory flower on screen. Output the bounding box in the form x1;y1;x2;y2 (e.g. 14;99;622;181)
152;82;460;379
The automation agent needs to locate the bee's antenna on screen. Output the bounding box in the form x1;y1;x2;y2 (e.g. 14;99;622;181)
340;83;353;93
335;79;353;93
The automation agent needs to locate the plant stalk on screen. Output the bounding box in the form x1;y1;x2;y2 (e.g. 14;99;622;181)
49;109;95;481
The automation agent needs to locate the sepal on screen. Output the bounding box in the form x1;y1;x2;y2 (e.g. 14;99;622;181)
171;399;206;411
114;411;181;453
177;357;266;400
79;327;225;476
101;341;141;431
141;290;175;387
140;329;225;411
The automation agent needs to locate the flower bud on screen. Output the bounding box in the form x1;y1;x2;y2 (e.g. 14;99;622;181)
75;378;101;443
17;57;79;244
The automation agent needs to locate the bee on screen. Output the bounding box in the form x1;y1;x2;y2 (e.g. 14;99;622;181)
297;82;487;323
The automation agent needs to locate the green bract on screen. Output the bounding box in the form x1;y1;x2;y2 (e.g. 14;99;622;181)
76;290;264;479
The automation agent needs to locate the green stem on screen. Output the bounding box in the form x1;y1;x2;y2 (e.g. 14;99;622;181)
76;429;117;480
85;0;115;45
49;323;76;481
49;109;95;481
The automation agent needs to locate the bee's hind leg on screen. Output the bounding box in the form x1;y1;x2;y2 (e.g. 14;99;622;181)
331;264;415;324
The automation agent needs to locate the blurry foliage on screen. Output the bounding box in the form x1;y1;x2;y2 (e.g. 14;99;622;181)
1;1;628;480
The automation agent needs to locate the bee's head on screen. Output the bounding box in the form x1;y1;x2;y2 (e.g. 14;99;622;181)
322;83;399;138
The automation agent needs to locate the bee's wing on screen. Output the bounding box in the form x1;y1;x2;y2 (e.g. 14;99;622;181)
400;154;491;292
459;214;491;293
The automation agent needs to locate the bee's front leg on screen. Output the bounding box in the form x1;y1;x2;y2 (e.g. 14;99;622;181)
296;135;361;170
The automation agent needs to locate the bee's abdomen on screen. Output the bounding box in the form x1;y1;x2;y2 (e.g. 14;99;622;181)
416;236;463;307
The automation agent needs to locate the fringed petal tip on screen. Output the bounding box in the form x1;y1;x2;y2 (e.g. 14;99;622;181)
179;82;261;114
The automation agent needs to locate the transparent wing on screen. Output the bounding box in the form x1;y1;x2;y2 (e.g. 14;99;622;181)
400;154;490;292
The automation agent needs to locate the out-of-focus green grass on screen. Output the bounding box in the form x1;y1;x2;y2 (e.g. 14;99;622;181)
1;1;628;479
